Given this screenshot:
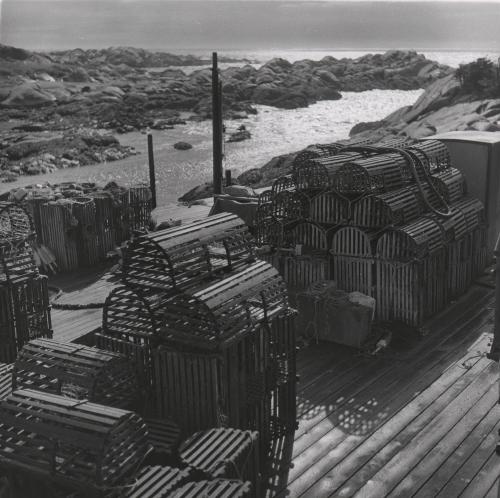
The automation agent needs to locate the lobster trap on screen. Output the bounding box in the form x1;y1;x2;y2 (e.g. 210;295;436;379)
90;192;116;259
430;168;467;204
309;190;349;227
0;275;52;363
271;175;296;195
122;213;255;292
407;139;452;172
72;197;100;267
172;479;252;498
270;190;309;222
294;153;363;192
0;389;150;492
352;186;423;229
375;217;447;327
330;227;377;296
157;261;288;350
0;242;38;286
179;428;260;495
13;339;139;409
289;221;328;252
254;207;292;249
0;202;34;245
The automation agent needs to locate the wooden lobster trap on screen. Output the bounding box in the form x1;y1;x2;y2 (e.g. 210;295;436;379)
454;197;488;279
157;261;288;350
0;242;38;286
294;153;362;192
23;195;50;243
39;199;80;272
254;207;292;249
352;186;423;229
0;202;34;245
289;221;328;253
330;227;377;296
407;139;451;172
98;285;169;390
106;465;194;498
122;213;255;292
426;208;471;298
271;190;309;222
375;217;447;327
0;389;150;492
0;364;12;400
179;428;260;496
72;197;100;267
0;275;52;363
309;190;349;227
13;339;139;409
271;175;296;195
332;153;406;196
291;143;346;173
375;136;415;149
172;479;252;498
90;192;116;258
430;168;467;204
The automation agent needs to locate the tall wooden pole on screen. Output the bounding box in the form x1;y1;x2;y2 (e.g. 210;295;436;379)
147;133;157;209
212;52;223;195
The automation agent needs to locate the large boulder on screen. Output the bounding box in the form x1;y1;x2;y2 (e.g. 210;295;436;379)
1;83;56;107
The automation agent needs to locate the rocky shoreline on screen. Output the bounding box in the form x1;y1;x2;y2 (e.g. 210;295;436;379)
0;44;452;184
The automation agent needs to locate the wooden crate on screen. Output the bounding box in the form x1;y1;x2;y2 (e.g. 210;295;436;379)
431;168;467;204
309;190;349;227
331;227;377;296
122;213;255;292
13;338;139;409
332;153;405;196
0;389;150;490
72;197;99;267
0;202;34;245
289;221;328;252
352;186;423;229
106;465;193;498
157;261;288;350
179;428;260;495
172;479;252;498
39;200;80;272
407;139;452;172
375;217;447;327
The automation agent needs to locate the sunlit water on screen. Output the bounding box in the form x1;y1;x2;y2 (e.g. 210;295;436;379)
2;89;422;204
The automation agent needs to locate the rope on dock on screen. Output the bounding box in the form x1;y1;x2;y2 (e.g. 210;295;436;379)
48;285;104;309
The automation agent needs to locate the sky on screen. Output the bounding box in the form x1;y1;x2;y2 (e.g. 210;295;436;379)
0;0;499;52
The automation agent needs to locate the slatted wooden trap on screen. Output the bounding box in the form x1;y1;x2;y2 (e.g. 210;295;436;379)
288;221;328;252
375;217;447;326
39;200;80;272
332;153;406;196
122;213;255;292
352;186;423;229
0;242;38;285
72;197;99;267
172;479;252;498
271;175;296;195
99;285;168;390
106;465;193;498
271;190;309;222
13;339;139;409
331;227;377;296
430;168;467;204
309;190;349;227
0;389;150;491
156;261;288;350
0;202;34;245
407;139;452;172
280;254;331;298
91;192;116;258
292;143;346;171
254;208;291;249
0;275;52;363
294;153;362;191
0;363;13;400
179;428;260;494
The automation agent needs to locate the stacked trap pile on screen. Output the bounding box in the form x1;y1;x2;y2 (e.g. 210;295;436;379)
256;138;487;328
0;202;52;362
97;212;298;479
14;182;152;272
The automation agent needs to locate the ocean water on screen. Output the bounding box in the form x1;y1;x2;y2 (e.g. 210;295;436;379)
2;89;423;203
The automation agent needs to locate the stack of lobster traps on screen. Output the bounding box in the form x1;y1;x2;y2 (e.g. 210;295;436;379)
255;137;488;329
17;183;152;272
96;212;297;483
0;202;52;363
